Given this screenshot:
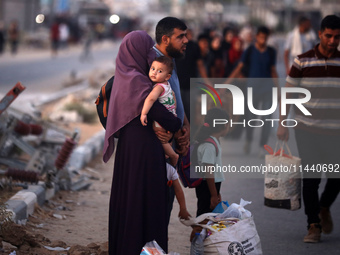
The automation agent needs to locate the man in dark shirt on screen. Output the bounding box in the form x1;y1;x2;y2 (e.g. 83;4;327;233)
227;26;278;156
176;29;208;120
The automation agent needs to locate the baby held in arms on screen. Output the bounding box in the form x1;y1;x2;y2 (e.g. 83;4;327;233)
141;56;179;167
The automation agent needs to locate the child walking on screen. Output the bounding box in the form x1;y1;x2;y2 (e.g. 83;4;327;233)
141;56;179;167
167;163;191;220
194;108;230;216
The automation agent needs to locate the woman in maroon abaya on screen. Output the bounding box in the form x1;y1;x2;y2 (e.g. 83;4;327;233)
103;31;181;254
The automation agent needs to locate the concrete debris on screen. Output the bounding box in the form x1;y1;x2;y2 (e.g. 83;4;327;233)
0;86;94;193
71;176;92;192
50;110;83;123
48;92;97;124
0;81;108;254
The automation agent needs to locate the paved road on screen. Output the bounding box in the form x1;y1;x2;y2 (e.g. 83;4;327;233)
0;41;119;96
218;129;340;255
210;36;340;255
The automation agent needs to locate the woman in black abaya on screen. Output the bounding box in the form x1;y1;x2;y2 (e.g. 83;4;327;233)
103;31;181;254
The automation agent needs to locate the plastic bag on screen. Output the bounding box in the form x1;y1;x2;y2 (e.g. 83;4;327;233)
140;240;165;255
140;240;179;255
215;198;251;220
264;142;301;210
212;201;229;213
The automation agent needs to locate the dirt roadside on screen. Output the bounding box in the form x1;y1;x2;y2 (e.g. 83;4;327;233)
0;61;196;254
1;105;196;255
1;152;196;255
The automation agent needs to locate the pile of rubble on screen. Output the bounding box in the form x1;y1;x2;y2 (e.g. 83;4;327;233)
0;83;81;192
0;72;110;193
0;67;112;254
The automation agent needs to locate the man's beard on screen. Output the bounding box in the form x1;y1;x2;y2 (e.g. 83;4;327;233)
166;43;185;59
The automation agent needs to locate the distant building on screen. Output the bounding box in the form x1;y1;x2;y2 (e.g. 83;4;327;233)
76;0;110;27
0;0;40;32
245;0;340;31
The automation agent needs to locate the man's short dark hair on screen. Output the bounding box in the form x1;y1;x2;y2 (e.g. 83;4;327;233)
298;16;310;25
223;27;233;38
320;15;340;31
257;26;270;36
155;17;187;44
153;56;173;74
197;33;210;42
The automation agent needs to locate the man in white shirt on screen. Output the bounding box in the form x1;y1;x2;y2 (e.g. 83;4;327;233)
284;16;317;75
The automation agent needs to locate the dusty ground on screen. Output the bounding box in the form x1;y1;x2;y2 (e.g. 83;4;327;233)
1;151;197;255
0;187;23;202
1;74;197;254
0;153;111;255
1;109;197;255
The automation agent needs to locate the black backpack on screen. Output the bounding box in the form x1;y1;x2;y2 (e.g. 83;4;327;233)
95;76;114;129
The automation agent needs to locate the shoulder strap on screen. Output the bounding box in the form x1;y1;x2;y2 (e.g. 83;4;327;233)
101;81;109;117
204;137;219;157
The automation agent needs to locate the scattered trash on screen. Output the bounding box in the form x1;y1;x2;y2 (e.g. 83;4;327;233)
216;198;252;220
140;240;180;255
16;219;27;226
141;240;166;255
43;245;70;251
55;205;70;211
52;214;64;220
